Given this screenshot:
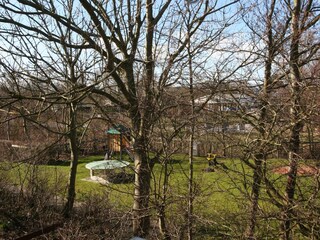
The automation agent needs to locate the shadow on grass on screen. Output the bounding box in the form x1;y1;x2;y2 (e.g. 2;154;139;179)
47;160;70;166
196;225;235;240
46;156;194;167
46;156;105;166
154;158;183;165
107;173;135;184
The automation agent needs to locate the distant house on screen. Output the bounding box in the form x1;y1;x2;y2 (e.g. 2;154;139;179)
195;92;255;112
195;92;255;133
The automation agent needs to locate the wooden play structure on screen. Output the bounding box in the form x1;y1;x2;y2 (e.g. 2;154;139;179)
106;125;132;160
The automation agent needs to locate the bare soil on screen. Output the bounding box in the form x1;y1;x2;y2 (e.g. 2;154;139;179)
273;165;319;176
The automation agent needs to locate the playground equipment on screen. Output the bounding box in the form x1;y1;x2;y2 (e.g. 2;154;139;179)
207;153;218;166
105;124;134;161
205;153;228;171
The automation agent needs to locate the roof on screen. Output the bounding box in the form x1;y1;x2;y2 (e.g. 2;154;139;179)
85;160;130;170
107;128;122;134
106;124;129;135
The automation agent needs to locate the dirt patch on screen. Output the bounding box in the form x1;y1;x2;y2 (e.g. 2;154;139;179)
273;165;319;176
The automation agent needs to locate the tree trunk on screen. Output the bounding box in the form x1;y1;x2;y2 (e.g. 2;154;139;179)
158;204;171;240
63;102;79;218
131;0;155;237
158;158;171;240
187;130;194;240
187;34;195;240
132;137;153;237
282;0;302;238
246;152;266;239
246;1;275;236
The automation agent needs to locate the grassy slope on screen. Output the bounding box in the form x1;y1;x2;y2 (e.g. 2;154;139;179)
1;155;317;239
2;155;245;210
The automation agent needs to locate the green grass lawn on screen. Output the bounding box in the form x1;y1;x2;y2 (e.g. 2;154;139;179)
2;155;317;206
1;154;247;211
1;154;319;239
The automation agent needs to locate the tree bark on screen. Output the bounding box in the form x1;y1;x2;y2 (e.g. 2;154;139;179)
63;102;79;218
132;1;155;236
158;203;171;240
132;137;153;237
187;128;194;240
158;157;171;240
187;35;195;240
282;0;302;238
246;154;263;239
246;1;275;238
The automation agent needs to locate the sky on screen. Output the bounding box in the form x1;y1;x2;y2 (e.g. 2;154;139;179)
1;0;313;87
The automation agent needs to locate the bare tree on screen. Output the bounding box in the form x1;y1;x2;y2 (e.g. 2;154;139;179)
76;1;239;237
0;0;101;218
280;1;319;239
240;0;290;238
0;0;247;237
220;0;319;238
